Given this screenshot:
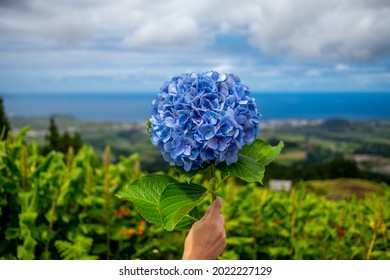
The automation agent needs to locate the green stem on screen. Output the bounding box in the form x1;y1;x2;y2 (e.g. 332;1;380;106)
45;176;62;259
131;243;155;260
103;146;111;260
366;226;377;260
290;187;296;258
209;163;217;200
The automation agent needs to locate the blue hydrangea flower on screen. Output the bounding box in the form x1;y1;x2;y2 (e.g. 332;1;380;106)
149;71;260;171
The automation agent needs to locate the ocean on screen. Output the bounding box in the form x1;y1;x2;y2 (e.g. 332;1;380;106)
2;93;390;121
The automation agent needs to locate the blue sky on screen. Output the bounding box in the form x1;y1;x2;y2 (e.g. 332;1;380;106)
0;0;390;94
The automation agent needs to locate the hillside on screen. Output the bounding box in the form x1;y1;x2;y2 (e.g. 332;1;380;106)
9;116;390;183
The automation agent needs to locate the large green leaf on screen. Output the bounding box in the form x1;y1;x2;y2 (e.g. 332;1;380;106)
240;139;284;166
115;174;178;226
174;207;201;231
159;182;208;231
31;152;56;177
219;153;265;183
116;174;206;230
14;126;31;145
217;139;284;184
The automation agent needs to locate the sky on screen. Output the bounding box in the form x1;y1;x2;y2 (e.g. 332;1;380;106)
0;0;390;94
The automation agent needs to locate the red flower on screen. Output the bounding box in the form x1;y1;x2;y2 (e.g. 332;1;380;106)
121;229;135;236
138;220;146;227
274;220;283;225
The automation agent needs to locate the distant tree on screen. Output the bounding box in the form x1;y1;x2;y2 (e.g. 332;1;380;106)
61;130;71;152
41;117;83;155
355;142;390;157
0;96;11;140
327;158;360;178
320;118;352;132
46;117;60;150
71;132;83;152
300;158;360;180
264;158;361;183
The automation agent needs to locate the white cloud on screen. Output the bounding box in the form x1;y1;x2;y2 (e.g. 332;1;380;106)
1;0;389;62
335;64;352;72
249;0;390;61
305;69;322;77
213;63;234;74
125;16;198;47
0;0;390;93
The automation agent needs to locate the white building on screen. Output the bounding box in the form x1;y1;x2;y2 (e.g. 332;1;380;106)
269;179;292;192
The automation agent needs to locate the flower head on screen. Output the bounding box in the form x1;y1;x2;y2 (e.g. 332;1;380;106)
149;71;260;171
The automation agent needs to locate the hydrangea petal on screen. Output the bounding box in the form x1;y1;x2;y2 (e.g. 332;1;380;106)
148;71;260;170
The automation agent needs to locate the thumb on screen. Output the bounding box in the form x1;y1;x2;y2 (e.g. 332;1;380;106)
208;197;223;218
200;205;212;222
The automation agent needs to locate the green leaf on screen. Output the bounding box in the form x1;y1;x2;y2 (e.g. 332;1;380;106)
14;126;31;145
0;196;7;206
0;180;18;194
175;165;208;183
174;207;201;230
19;212;38;226
227;237;254;246
219;153;265;183
115;174;178;226
217;139;284;184
3;157;21;178
116;174;208;231
268;246;290;257
240;139;284;166
31;152;56;177
159;182;208;231
5;228;20;240
146;119;152;137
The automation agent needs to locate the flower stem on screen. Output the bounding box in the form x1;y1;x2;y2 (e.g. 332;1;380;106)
209;163;217;200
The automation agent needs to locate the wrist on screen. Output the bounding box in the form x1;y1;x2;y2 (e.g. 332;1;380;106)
182;252;200;260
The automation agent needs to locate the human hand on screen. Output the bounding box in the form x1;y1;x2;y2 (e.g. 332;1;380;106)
182;197;227;260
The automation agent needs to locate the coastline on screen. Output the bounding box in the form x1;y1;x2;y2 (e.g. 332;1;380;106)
3;92;390;121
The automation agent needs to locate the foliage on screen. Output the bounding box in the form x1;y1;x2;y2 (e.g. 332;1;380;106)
0;126;145;260
54;234;98;260
116;139;283;231
1;127;389;260
220;181;390;260
0;96;11;141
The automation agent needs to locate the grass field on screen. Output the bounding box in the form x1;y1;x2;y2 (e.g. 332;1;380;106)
306;178;383;199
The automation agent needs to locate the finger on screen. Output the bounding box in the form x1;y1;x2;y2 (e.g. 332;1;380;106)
218;214;225;227
200;206;212;222
208;197;223;218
